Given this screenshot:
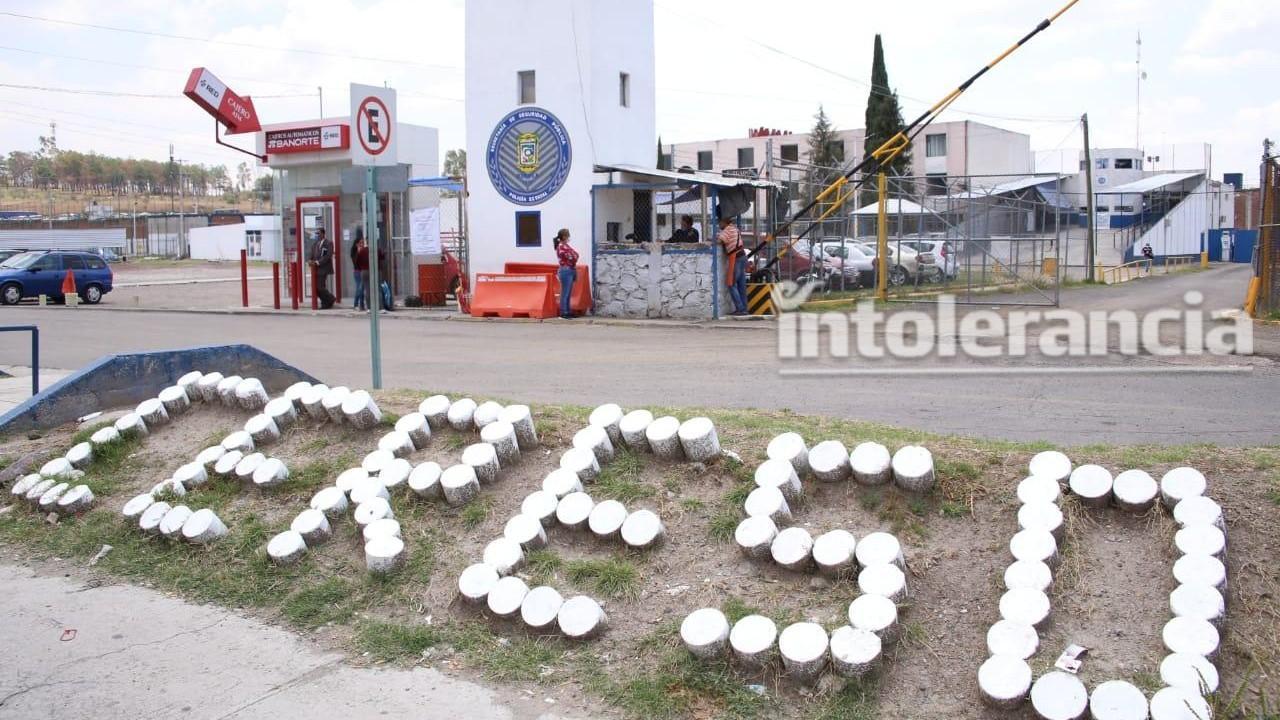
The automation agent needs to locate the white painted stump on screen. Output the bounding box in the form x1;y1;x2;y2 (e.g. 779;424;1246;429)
735;515;779;559
978;655;1033;709
891;445;935;493
1160;467;1206;509
395;412;432;450
588;403;625;448
744;485;792;525
283;381;312;411
1018;475;1062;506
321;386;351;424
121;493;155;520
37;482;69;513
504;513;548;550
265;397;299;430
196;372;223;402
1000;588;1052;629
216;375;243;407
587;499;627;540
310;486;350;519
291;508;333;545
235;378;269;410
729;614;778;668
177;370;204;399
1030;670;1089;720
378;430;415;459
221;430;254;454
139;501;172;534
183;509;229;544
365;536;406;575
574;425;615;466
1149;686;1212;720
463;442;501;484
379;459;412;491
458;563;500;605
158;504;193;539
1010;529;1059;566
521;490;560;527
481;421;521;467
498;404;538;450
300;383;331;422
1112;469;1159;512
342;390;382;430
195;445;226;472
39;457;73;479
1004;560;1054;593
90;426;120;447
114;412;148;439
268;530;307;566
542;469;583;499
558;596;607;640
848;594;899;643
555;491;595;530
1170;583;1226;627
419;394;452;431
1018;501;1065;541
234;452;267;483
520;586;564;632
55;485;95;515
858;563;908;602
174;461;210;489
813;530;858;577
778;622;829;684
560;447;600;483
618;409;654;453
361;449;395;476
137;398;169;427
245;414;282;446
345;478;385;509
151;478;186;498
1069;464;1113;507
987;619;1040;660
621;509;665;550
447;397;478;431
767;432;809;477
829;626;881;678
336;467;370;496
809;440;851;482
1028;450;1073;485
408;462;444;500
66;442;93;470
770;526;814;572
1173;554;1227;592
473;401;504;430
486;576;529;619
1174;524;1226;560
24;479;55;506
855;531;905;570
1162;616;1220;659
1159;652;1219;694
1173;496;1224;529
11;474;41;499
441;464;480;506
677;417;721;463
212;450;241;478
644;416;684;461
354;497;395;527
754;458;802;502
482;537;525;576
850;442;892;486
680;607;730;659
159;385;191;416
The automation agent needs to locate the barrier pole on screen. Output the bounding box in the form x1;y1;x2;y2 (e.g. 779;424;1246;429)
365;166;383;389
30;326;38;395
292;260;300;310
876;172;888;302
240;249;249;307
311;263;319;310
272;262;281;309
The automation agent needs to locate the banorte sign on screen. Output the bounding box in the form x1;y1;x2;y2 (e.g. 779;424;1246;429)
183;67;261;135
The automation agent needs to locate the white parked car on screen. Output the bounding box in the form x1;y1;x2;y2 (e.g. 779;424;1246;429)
855;242;938;286
812;238;876;288
901;240;957;280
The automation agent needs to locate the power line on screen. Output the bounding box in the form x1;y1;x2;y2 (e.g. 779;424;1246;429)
0;44;316;89
0;82;311;99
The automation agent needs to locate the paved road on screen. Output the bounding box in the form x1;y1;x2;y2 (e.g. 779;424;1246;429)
2;265;1277;446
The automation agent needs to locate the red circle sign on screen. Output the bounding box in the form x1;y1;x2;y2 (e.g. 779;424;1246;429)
356;96;392;156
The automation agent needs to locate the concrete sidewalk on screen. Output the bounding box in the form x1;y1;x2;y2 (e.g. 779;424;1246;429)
0;366;72;417
0;563;582;720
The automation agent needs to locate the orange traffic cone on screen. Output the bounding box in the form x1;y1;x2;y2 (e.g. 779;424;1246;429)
61;269;77;295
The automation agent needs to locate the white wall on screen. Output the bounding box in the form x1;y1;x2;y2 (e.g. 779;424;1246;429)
189;215;282;262
1135;178;1216;257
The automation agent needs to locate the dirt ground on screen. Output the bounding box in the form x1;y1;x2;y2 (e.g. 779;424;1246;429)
1;390;1277;719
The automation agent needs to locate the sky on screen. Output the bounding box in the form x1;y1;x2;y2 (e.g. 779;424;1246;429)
0;0;1276;185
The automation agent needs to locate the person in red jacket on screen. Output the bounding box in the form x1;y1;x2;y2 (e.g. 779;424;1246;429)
553;228;579;319
352;232;369;311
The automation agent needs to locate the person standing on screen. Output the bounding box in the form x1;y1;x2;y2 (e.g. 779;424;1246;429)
376;239;394;312
553;228;579;319
310;227;335;309
352;231;369;311
668;214;700;243
718;216;748;315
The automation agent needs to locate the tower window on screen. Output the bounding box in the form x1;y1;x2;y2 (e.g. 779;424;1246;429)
518;70;535;105
619;72;630;108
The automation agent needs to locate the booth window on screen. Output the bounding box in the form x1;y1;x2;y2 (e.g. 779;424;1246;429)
515;211;541;247
1114;158;1134;169
518;70;536;105
619;72;630;108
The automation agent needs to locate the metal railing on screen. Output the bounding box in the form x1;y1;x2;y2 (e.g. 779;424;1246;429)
1100;256;1195;284
0;325;40;397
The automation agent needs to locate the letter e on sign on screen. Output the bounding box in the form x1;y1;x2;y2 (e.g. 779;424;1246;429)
349;83;397;166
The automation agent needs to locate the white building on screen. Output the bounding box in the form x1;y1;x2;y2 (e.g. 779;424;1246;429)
189;215;282;262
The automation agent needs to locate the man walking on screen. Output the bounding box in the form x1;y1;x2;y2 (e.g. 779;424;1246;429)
310;227;334;308
718;216;748;316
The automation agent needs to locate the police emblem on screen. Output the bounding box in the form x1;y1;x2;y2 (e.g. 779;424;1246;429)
517;132;539;174
486;107;572;205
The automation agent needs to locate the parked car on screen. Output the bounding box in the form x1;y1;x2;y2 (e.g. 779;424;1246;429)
743;241;815;284
812;238;877;288
0;250;114;305
900;240;957;280
97;247;125;263
855;242;938;285
0;249;28;266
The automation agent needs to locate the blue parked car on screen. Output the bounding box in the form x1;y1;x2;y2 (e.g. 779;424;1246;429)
0;250;114;305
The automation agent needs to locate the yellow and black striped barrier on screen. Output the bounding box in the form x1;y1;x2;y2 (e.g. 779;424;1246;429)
747;283;775;316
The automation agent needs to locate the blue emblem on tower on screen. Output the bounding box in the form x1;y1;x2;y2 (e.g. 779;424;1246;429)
486;107;572;205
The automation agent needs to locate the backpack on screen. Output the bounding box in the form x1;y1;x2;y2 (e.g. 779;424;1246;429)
380;281;393;311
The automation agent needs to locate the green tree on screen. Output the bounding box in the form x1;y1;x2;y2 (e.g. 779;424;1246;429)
443;148;466;179
806;105;844;195
862;34;912;204
254;173;273;201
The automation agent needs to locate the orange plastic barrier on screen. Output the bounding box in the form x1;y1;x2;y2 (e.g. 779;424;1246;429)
469;273;558;319
503;263;592;314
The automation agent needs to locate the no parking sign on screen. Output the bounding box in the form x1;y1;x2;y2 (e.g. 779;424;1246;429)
349;83;397;166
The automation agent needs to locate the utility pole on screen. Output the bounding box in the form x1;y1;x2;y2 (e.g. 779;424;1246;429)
178;158;186;259
365;167;382;388
318;86;324;117
1082;114;1097;281
1135;31;1142;149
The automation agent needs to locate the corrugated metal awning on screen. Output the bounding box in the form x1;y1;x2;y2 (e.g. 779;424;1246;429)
955;175;1059;198
851;199;938;216
593;163;779;189
0;229;127;250
1098;172;1202;194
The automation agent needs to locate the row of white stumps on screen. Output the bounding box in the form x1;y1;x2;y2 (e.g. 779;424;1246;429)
979;451;1224;720
455;404;721;641
681;432;934;684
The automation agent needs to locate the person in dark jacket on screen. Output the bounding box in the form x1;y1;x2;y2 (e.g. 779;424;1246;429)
668;215;700;243
352;230;369;311
310;227;335;308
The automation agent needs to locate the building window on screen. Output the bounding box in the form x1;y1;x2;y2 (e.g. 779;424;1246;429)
1079;160;1087;171
1114;158;1134;169
925;133;947;157
517;70;535;105
1114;205;1134;213
737;147;755;169
245;230;263;257
1096;206;1111;213
515;211;541;247
697;150;713;171
1095;158;1109;170
780;144;799;164
619;72;630;108
659;153;672;170
926;173;947;195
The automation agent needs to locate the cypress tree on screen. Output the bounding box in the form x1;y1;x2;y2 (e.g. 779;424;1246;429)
862;34;912;204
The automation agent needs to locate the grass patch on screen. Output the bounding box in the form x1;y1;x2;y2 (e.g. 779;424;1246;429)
680;497;705;512
282;577;358;629
813;674;880;720
460;497;492;529
708;509;739;543
447;621;563;682
280;452;354;494
721;596;759;624
940;500;968;518
601;649;770;719
723;482;753;508
524;548;563;585
356;619;441;661
566;556;640;600
594;449;657;503
441;432;469;451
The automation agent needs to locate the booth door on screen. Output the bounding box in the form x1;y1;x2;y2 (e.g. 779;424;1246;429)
293;197;341;303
